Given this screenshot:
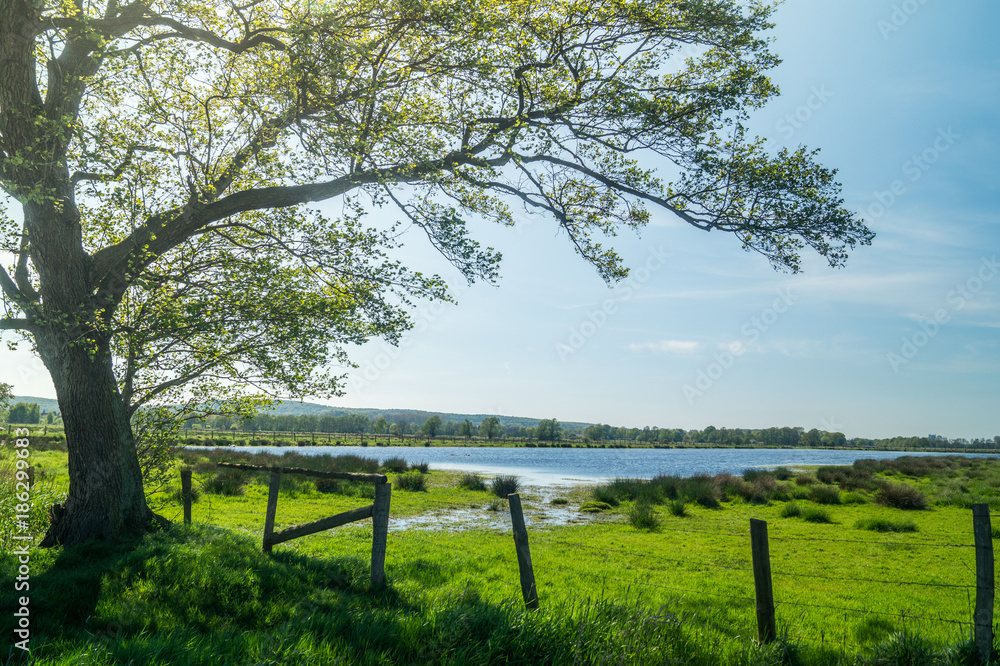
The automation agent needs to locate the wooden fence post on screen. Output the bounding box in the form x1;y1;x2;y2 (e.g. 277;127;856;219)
750;518;776;644
371;483;392;587
262;471;281;553
973;504;994;663
508;493;539;609
26;466;34;488
181;469;192;525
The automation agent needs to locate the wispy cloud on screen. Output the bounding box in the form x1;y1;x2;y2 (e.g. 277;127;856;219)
628;340;702;354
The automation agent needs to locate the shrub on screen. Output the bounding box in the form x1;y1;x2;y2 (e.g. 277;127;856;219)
550;498;569;505
781;502;802;518
802;507;833;523
855;518;918;533
486;499;503;512
458;473;488;492
380;457;408;473
490;474;520;498
412;461;430;474
875;481;927;510
811;485;841;505
395;471;427;492
774;467;794;481
669;500;687;517
628;502;660;530
795;474;816;486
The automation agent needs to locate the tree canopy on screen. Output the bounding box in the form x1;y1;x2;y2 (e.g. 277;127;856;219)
0;0;873;545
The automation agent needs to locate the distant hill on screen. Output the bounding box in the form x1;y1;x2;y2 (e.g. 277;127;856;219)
267;400;594;431
7;395;594;431
11;396;60;414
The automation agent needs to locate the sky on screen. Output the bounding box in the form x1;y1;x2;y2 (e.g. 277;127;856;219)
3;0;998;440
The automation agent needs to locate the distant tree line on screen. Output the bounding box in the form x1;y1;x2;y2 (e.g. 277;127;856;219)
177;411;999;449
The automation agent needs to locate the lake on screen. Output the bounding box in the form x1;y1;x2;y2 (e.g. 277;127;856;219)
205;445;996;487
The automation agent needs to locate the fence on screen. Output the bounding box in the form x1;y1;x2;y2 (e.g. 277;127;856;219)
180;463;392;587
175;466;995;658
496;494;995;661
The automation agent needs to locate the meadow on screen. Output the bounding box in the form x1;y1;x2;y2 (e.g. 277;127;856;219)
2;444;999;665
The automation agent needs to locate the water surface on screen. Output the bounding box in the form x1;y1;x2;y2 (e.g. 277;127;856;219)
203;445;993;486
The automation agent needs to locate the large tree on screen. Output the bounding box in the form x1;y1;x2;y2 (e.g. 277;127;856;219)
0;0;873;545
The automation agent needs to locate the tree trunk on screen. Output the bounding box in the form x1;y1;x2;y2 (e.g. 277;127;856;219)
37;333;156;547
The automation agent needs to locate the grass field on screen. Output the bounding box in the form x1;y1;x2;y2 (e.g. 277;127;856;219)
2;445;998;664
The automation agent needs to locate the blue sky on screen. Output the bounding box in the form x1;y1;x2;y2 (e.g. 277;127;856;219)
3;1;998;439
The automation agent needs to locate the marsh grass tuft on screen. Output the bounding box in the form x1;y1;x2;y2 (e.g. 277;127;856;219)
855;518;918;533
490;474;520;498
458;473;488;492
628;502;660;530
579;501;613;513
395;471;427;492
669;500;687;517
802;507;833;524
204;468;250;496
810;485;841;505
875;481;927;510
380;457;409;473
781;501;802;518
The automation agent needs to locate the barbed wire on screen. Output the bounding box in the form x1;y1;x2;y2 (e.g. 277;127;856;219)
538;537;752;574
770;568;973;590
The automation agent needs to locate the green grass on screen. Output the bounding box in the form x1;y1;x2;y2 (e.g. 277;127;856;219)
3;446;998;665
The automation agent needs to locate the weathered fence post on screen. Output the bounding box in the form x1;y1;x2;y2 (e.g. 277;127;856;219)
371;482;392;587
26;466;34;488
262;470;281;553
973;504;994;663
750;518;776;644
181;469;192;525
508;493;539;609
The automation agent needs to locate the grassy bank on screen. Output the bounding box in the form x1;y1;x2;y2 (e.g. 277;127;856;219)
2;447;998;664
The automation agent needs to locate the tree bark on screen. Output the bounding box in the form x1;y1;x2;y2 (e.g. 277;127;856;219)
37;332;156;547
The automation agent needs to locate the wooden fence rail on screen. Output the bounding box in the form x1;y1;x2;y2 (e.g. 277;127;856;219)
182;463;392;587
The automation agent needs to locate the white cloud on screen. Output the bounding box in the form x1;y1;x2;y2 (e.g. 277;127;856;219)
628;340;702;354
